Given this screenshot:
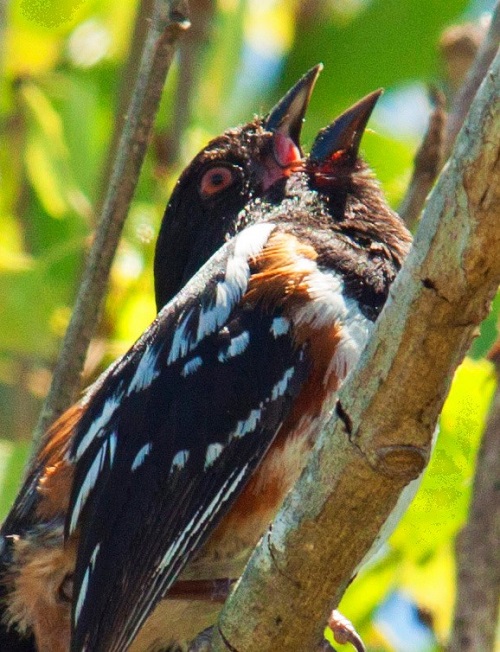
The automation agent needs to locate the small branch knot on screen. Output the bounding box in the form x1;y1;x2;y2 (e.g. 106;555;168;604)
373;445;428;481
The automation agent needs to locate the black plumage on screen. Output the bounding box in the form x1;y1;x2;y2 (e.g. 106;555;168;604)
0;69;413;652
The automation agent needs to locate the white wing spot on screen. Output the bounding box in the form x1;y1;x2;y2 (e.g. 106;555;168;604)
234;407;261;439
205;442;224;469
90;542;101;567
69;436;113;534
168;309;194;365
157;464;249;574
128;343;164;394
218;331;250;362
171;449;189;472
74;566;90;625
131;443;152;471
181;356;203;378
74;543;101;625
292;266;372;382
196;223;275;342
109;432;117;466
271;366;295;401
270;317;290;338
74;390;124;461
233;222;276;259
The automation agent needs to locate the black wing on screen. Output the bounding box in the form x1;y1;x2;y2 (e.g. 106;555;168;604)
67;223;311;651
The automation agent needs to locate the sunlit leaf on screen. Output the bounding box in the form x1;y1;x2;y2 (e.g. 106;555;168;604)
0;439;31;521
25;133;69;216
392;359;495;557
4;27;61;76
21;81;91;219
470;291;499;359
362;129;416;207
16;0;96;32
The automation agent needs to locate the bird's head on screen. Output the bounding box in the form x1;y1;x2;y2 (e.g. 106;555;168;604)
154;65;321;311
300;89;412;270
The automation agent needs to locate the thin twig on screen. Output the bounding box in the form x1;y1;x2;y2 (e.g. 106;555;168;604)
97;0;156;209
399;2;499;229
398;88;446;229
448;343;500;651
158;0;215;169
32;0;190;450
444;1;500;157
210;51;500;652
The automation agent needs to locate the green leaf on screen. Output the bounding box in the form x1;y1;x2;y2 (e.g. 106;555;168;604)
22;81;89;219
0;439;30;522
470;291;499;359
283;0;469;133
392;358;495;558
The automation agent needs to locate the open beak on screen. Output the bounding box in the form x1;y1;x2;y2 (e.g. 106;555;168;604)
264;64;323;156
310;89;383;164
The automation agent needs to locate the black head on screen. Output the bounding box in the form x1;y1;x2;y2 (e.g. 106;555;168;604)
305;90;412;269
259;90;413;322
154;65;322;311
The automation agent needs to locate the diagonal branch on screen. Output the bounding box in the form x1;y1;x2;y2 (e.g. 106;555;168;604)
210;50;500;652
32;0;190;450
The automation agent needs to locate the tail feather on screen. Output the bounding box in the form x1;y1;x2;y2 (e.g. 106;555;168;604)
0;535;36;652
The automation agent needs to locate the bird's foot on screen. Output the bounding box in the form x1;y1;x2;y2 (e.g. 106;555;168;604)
187;626;214;652
325;610;365;652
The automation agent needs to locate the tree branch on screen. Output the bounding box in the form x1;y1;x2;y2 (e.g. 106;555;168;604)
97;0;156;207
444;2;500;158
398;87;446;229
448;342;500;651
159;0;215;169
32;0;190;449
400;1;499;229
210;50;500;652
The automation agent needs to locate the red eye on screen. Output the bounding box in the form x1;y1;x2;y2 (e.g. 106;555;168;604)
199;166;235;198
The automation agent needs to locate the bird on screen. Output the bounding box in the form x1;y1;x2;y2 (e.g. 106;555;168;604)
0;67;319;652
0;69;413;652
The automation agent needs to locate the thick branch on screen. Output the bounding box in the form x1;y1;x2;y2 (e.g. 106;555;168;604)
211;52;500;652
448;344;500;651
32;0;189;448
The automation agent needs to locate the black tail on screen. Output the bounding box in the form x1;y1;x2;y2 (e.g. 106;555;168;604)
0;536;36;652
0;620;36;652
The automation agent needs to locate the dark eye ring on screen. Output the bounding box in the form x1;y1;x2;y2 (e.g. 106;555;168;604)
199;165;238;198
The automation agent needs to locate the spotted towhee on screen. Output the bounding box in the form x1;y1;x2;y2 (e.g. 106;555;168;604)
0;67;412;652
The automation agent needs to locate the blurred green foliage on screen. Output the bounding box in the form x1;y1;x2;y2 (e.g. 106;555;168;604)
0;1;498;650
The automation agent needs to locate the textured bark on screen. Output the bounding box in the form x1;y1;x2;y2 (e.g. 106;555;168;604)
32;0;190;450
210;51;500;652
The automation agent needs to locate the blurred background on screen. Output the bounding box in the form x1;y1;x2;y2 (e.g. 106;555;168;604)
0;1;498;650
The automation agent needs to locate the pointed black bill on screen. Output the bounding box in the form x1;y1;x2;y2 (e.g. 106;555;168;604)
310;89;383;163
264;64;323;150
